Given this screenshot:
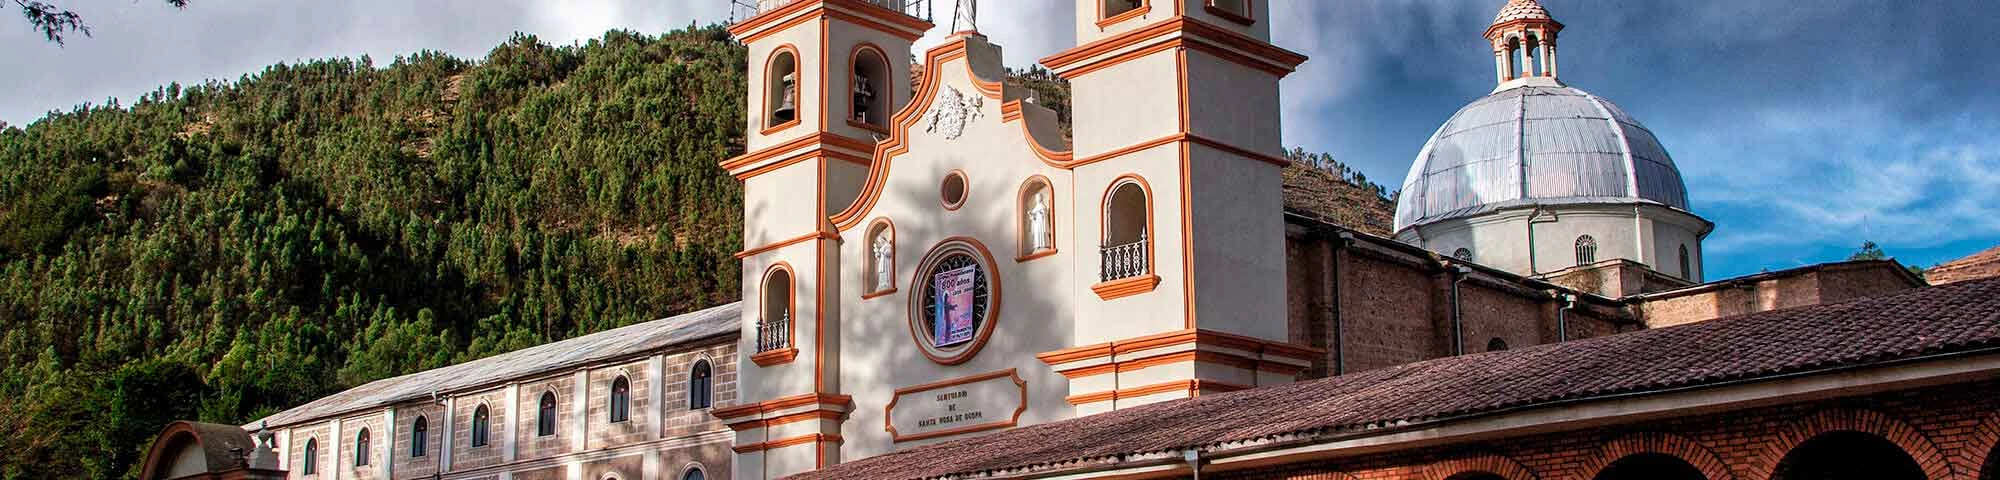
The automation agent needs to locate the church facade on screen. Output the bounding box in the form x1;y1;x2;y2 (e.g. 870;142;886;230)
140;1;1988;480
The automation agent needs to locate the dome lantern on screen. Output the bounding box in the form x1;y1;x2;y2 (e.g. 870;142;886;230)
1485;0;1564;86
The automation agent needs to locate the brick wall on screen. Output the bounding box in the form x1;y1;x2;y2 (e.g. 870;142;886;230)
339;413;386;480
512;465;565;480
1215;379;2000;480
289;423;329;480
663;342;738;439
581;453;647;480
451;389;508;470
516;375;577;460
587;359;654;450
663;441;734;480
391;403;442;480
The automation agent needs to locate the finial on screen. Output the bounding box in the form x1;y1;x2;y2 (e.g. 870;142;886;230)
949;0;978;34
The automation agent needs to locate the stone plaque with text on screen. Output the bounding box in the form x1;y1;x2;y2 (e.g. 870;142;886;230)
886;369;1026;442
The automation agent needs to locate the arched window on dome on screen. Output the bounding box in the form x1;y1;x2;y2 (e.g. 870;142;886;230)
1506;36;1524;80
1575;235;1598;266
1678;244;1692;280
764;48;800;130
1525;34;1544;77
1453;248;1474;262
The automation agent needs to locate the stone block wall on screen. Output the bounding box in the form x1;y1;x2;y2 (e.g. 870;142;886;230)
663;440;734;480
587;359;654;450
581;453;647;480
663;342;738;439
516;375;577;460
391;403;443;480
288;423;329;480
339;413;386;480
451;388;509;470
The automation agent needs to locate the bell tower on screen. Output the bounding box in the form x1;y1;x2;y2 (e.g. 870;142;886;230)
717;1;930;479
1485;0;1564;87
1036;0;1319;415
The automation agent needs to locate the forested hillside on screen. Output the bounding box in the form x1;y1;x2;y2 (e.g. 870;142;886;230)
0;25;1394;479
0;27;746;479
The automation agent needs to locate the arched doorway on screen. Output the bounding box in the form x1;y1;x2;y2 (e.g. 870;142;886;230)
1593;453;1704;480
1980;441;2000;480
1772;431;1925;480
1446;472;1507;480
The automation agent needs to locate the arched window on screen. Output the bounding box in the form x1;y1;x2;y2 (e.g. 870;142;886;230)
353;429;370;466
1101;0;1143;20
537;391;558;437
1525;34;1543;77
1487;338;1509;352
689;360;713;410
302;438;319;475
866;220;896;295
1772;431;1925;480
470;405;490;447
1019;177;1056;258
609;377;631;423
850;45;890;129
1575;235;1598;266
758;266;794;353
1507;36;1525;80
1100;178;1151;282
765;48;800;130
410;416;428;457
1453;248;1474;262
682;465;707;480
1678;244;1692;280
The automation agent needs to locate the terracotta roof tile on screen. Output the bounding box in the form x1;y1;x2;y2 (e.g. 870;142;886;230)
1930;246;2000;285
791;277;2000;480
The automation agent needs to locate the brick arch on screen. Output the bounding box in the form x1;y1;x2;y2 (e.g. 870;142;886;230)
1576;432;1736;480
1422;452;1539;480
1962;412;2000;480
1751;408;1954;480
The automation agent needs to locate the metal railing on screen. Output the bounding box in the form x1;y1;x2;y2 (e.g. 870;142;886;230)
1100;236;1149;282
757;311;791;352
729;0;932;23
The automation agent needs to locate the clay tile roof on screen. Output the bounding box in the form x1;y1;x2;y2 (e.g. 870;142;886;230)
789;278;2000;480
1494;0;1553;23
1930;246;2000;285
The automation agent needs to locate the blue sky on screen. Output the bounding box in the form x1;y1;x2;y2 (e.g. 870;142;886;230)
2;0;1995;279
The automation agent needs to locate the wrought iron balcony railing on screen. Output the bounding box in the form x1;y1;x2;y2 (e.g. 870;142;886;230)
757;311;791;352
1100;236;1149;282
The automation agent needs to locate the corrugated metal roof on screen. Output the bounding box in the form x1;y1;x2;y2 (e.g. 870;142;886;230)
1395;84;1690;232
253;302;741;428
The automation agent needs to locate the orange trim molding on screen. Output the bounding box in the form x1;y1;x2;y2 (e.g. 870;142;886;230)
1036;328;1325;367
713;392;854;420
726;409;846;432
1065;379;1245;405
732;433;844;454
884;369;1028;442
737;230;840;259
750;348;798;367
1091;274;1161;300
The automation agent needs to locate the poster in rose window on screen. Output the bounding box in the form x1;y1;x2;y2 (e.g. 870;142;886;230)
931;264;979;347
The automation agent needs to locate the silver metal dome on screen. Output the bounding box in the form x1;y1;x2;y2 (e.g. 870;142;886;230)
1394;82;1691;233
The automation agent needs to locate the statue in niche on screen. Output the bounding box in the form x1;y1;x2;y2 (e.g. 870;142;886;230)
1028;192;1052;252
872;232;893;292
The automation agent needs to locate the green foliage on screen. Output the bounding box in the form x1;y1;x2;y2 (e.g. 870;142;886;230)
1849;240;1888;261
0;26;746;479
